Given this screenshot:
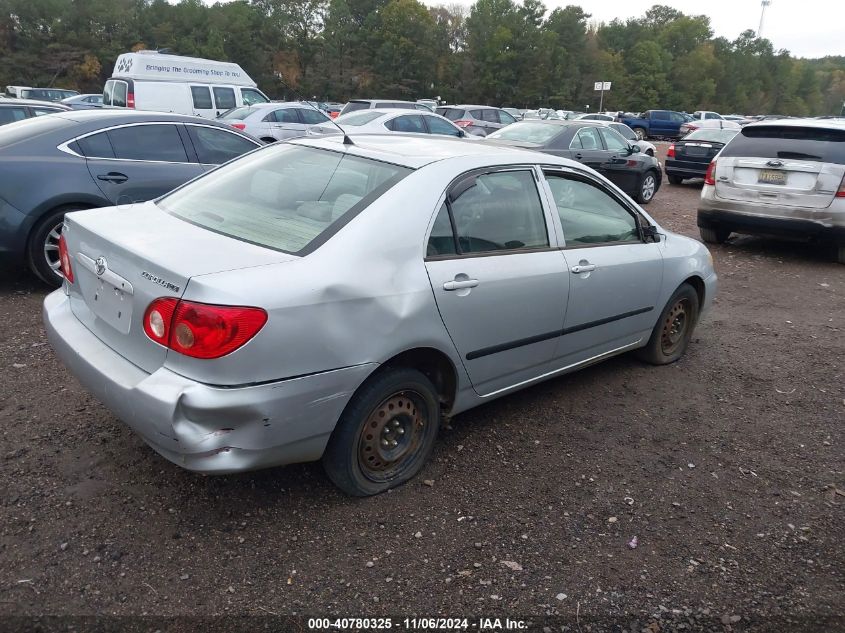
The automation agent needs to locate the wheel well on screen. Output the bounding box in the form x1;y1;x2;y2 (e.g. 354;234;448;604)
28;203;96;249
682;275;706;311
380;348;458;412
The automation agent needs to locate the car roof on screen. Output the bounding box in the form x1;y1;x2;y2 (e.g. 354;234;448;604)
50;109;232;125
349;99;416;104
290;133;572;169
448;105;499;110
744;117;845;130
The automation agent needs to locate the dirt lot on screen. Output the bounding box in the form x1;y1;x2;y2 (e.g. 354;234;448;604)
1;144;843;632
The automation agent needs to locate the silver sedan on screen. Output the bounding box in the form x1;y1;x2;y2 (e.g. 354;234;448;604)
44;135;717;496
307;109;471;139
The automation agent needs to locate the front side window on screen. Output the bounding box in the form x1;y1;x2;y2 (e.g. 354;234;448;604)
545;174;639;246
499;110;517;124
212;87;236;110
187;125;258;164
159;145;412;254
425;115;461;137
653;111;670;120
107;124;189;162
598;127;628;151
429;170;549;256
0;107;27;124
241;88;268;105
191;86;213;110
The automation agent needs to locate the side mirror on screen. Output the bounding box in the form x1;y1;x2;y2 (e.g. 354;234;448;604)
642;224;662;242
458;130;466;138
629;144;641;154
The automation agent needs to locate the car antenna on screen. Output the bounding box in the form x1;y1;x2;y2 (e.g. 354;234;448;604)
276;75;354;146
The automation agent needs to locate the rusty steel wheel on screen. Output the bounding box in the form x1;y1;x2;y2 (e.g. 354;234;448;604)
660;298;691;356
358;391;428;483
323;368;440;496
636;283;700;366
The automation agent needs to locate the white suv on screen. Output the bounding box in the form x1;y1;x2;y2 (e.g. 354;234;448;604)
697;118;845;263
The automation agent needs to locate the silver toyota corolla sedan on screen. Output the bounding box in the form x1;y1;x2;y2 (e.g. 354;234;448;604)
44;135;717;496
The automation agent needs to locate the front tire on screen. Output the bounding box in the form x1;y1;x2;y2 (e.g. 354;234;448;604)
636;171;658;204
322;368;441;496
699;226;730;244
27;206;86;286
636;283;700;365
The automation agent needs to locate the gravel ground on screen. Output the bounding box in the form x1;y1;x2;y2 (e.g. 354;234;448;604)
1;144;843;632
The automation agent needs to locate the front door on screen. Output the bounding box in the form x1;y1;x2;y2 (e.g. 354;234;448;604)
541;170;664;366
596;126;639;194
424;168;569;397
82;124;203;206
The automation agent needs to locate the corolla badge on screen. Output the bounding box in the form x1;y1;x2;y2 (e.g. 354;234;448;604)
95;256;107;276
141;271;181;293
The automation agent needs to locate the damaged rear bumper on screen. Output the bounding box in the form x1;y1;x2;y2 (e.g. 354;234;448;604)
43;289;376;474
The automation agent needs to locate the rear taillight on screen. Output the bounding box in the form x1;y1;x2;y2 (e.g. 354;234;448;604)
230;122;246;130
127;92;135;108
667;144;675;158
836;173;845;198
143;298;267;359
330;112;339;119
58;234;74;283
704;159;717;186
453;120;473;128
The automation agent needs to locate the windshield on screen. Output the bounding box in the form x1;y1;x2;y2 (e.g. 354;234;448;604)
684;129;739;144
720;125;845;164
336;111;384;126
488;122;562;144
159;144;412;254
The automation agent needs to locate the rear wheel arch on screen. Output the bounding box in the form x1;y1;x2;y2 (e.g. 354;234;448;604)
379;347;458;414
26;202;97;285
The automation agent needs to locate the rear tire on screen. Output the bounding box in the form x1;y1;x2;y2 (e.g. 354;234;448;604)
636;171;658;204
322;368;440;496
636;283;700;365
27;206;86;287
699;226;730;244
667;174;683;185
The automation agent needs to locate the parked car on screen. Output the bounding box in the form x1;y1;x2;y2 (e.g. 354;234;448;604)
689;110;724;121
103;51;270;118
416;99;439;111
61;94;104;110
679;118;741;136
5;85;30;98
596;120;657;157
435;105;517;136
218;102;330;143
0;110;261;285
0;98;70;125
339;99;433;116
19;88;79;102
44;134;716;496
485;120;663;203
307;109;470;138
325;103;344;119
723;114;753;125
502;107;523;121
619;110;691;140
665;127;740;184
698;119;845;263
576;113;616;121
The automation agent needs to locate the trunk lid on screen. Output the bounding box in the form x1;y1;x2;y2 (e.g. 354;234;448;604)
63;201;296;373
714;124;845;209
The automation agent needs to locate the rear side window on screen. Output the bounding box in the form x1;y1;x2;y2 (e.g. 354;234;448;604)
481;109;499;123
272;108;299;123
107;124;189;162
159;144;412;255
438;108;465;121
213;87;236;110
337;111;383;126
388;115;426;133
340;101;369;116
721;125;845;164
653;111;669;120
191;86;213;110
77;131;115;159
186;125;258;164
469;109;484;119
0;107;27;124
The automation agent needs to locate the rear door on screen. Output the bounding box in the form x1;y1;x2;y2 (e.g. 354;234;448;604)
540;169;663;365
81;123;203;205
569;127;607;171
715;125;845;209
424;168;569;396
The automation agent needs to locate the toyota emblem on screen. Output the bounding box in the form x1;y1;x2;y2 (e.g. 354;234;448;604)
95;256;107;276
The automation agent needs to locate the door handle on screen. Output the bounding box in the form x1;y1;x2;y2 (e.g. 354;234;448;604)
570;264;596;274
97;172;128;184
443;278;479;291
574;153;583;160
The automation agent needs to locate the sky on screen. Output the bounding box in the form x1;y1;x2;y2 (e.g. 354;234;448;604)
419;0;845;59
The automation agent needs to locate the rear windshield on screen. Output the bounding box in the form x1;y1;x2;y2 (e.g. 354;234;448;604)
488;121;561;144
340;101;370;116
720;125;845;164
336;111;383;126
684;129;739;144
437;108;465;121
158;144;412;255
220;106;254;120
0;115;72;148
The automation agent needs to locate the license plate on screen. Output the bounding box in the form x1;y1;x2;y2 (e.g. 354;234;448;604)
87;277;133;334
685;146;708;157
758;169;786;185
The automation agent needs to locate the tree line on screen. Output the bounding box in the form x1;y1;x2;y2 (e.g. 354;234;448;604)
2;0;844;116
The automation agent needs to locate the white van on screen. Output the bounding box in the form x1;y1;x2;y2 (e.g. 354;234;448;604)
103;51;270;118
5;86;31;98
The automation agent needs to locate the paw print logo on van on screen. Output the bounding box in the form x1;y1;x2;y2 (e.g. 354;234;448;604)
117;57;133;74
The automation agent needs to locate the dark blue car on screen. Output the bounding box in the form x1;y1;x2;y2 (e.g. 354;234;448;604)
0;110;261;284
